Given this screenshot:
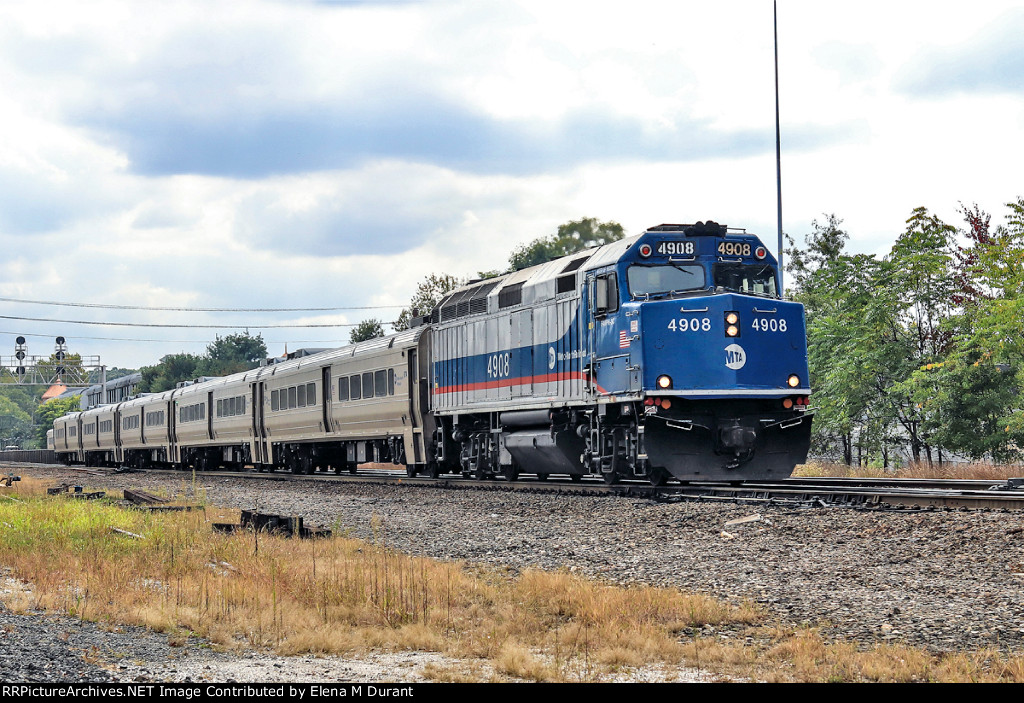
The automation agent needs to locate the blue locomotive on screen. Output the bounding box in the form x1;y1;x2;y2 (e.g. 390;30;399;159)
428;221;813;484
53;220;811;485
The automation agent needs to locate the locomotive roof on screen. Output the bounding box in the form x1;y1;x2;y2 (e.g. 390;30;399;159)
431;222;769;324
433;233;640;318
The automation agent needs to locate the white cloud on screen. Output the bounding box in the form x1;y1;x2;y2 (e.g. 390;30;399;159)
0;0;1022;369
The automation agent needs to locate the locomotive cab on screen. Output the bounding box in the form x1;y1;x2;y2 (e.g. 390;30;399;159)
584;222;813;482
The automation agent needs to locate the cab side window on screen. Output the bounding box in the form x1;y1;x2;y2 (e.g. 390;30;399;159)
594;272;619;315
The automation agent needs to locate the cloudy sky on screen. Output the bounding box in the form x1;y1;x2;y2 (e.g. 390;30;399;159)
1;0;1022;371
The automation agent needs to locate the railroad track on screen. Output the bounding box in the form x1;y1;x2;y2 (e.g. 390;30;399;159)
9;460;1024;511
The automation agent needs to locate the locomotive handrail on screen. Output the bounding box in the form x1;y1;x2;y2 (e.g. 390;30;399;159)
595;353;630;362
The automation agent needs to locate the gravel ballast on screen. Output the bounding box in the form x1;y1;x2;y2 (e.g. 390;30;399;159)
4;465;1024;681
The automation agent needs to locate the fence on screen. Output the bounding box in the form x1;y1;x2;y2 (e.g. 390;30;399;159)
0;449;57;464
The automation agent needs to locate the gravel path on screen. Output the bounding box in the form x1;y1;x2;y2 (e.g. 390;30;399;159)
4;464;1024;680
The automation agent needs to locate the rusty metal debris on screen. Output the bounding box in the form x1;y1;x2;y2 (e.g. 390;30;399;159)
46;484;105;499
123;489;169;505
121;488;200;512
213;510;331;539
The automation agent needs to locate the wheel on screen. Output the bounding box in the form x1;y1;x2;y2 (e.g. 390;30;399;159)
570;474;582;483
536;473;549;481
348;463;357;475
406;465;418;478
648;467;670;487
503;465;519;482
426;463;442;479
602;470;619;485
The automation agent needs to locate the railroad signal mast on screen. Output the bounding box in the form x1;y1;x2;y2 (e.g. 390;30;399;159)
3;335;102;386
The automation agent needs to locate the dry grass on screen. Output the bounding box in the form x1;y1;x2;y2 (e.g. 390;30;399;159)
714;626;1024;683
795;460;1024;481
0;477;756;681
4;475;1024;682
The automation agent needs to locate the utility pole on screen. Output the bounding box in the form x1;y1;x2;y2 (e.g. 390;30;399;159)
774;0;784;291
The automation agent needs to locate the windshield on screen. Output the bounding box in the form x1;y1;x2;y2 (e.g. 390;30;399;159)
627;264;706;298
713;263;778;297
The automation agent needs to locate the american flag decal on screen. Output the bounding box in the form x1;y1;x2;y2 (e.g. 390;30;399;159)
619;330;630;349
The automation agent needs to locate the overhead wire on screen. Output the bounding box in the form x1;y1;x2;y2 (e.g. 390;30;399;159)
0;314;395;329
0;295;404;312
0;330;350;345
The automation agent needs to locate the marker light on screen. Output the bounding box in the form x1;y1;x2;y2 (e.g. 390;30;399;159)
755;246;767;260
788;375;801;388
726;325;740;337
657;375;673;389
783;398;794;409
660;398;672;409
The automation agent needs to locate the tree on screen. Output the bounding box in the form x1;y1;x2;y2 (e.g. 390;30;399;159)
137;352;203;393
200;332;267;376
0;393;34;448
34;396;80;447
786;215;891;464
946;197;1024;452
350;319;385;344
509;217;625;271
393;273;466;331
878;207;958;464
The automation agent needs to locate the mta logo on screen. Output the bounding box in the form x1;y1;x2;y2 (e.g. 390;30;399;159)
724;344;746;370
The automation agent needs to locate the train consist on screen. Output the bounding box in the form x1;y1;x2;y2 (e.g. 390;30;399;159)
51;221;813;484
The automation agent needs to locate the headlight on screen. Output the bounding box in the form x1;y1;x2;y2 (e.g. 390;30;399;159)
657;375;672;389
788;375;801;388
724;311;740;337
